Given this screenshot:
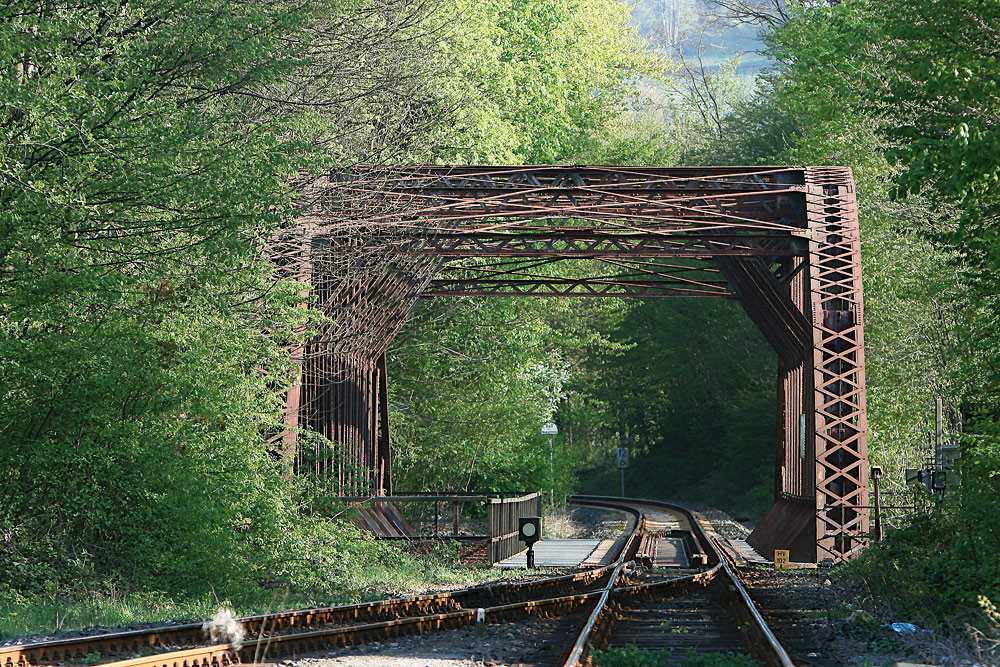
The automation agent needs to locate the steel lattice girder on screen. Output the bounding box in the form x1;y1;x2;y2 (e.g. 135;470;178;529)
284;165;869;564
805;168;869;563
333;166;809;231
424;277;733;298
385;232;806;258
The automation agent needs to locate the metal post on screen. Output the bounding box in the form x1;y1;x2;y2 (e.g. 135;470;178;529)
453;500;460;536
486;500;495;564
434;500;439;538
872;470;883;541
935;397;944;466
548;435;554;507
620;467;625;498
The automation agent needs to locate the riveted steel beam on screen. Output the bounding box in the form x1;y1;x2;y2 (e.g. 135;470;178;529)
424;277;732;298
385;232;805;258
274;165;869;563
805;167;869;564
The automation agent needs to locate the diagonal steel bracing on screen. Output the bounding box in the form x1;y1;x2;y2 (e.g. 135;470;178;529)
276;165;870;564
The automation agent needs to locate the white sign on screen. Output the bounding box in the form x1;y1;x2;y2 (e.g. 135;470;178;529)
541;422;558;435
616;447;629;469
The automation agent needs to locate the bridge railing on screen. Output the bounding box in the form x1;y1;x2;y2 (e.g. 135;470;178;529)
486;492;543;564
332;491;542;564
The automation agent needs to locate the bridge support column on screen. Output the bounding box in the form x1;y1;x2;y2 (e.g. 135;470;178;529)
298;351;393;495
747;167;869;565
376;352;392;495
805;167;869;563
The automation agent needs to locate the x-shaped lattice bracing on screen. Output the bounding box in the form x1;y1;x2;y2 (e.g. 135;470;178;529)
276;165;869;562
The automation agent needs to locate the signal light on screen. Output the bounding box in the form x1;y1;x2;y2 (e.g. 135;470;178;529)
518;516;540;545
518;516;541;569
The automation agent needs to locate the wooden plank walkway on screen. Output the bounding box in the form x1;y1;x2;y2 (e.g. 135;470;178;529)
494;539;606;568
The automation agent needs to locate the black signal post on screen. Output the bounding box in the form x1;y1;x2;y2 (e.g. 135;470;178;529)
518;516;541;569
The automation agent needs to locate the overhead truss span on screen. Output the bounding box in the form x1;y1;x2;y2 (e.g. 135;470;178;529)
271;165;869;565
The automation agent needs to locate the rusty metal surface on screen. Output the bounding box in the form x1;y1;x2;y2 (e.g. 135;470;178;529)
0;562;623;667
562;496;794;667
89;593;602;667
3;498;794;667
804;167;869;562
347;501;415;537
278;165;868;564
746;497;817;565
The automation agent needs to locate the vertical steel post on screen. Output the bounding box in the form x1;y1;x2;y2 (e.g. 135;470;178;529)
872;468;883;541
805;167;870;564
935;397;944;466
548;435;554;507
487;499;496;564
376;352;392;495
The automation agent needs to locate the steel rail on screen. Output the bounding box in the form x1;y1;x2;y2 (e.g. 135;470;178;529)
561;496;795;667
1;504;641;667
0;566;618;667
93;592;605;667
0;498;796;667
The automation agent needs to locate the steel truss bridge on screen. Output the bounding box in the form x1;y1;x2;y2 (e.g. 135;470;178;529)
269;165;869;564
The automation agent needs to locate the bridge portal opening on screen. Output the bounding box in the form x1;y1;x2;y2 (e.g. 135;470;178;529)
273;166;870;564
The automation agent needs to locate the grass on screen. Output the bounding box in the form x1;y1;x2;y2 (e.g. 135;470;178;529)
592;645;756;667
0;541;497;642
542;509;583;539
0;587;226;640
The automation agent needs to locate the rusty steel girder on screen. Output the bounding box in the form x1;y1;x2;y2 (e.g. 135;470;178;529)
280;165;869;563
389;232;805;258
805;167;869;563
424;276;732;298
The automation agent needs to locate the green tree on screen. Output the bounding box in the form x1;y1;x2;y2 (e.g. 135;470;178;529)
731;0;1000;636
432;0;669;163
389;296;573;495
0;0;447;593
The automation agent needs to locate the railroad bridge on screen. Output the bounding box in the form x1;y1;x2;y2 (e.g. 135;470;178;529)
269;165;869;565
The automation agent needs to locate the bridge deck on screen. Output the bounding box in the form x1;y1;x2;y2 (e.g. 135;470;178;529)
494;538;614;569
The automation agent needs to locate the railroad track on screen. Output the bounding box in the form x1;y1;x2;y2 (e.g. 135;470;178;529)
566;496;794;667
2;497;793;667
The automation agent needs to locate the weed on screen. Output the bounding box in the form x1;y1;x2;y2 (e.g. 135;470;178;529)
658;620;691;634
591;645;755;667
592;644;672;667
0;542;495;641
683;651;756;667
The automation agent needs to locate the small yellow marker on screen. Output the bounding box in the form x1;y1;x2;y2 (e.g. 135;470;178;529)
774;549;790;569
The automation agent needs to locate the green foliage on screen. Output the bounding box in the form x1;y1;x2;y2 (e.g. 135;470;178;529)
0;0;331;594
845;423;1000;636
744;1;1000;641
389;296;573;495
433;0;669;163
593;645;672;667
696;1;971;507
0;0;674;621
592;645;755;667
0;530;493;641
682;652;756;667
878;3;1000;229
572;297;775;516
